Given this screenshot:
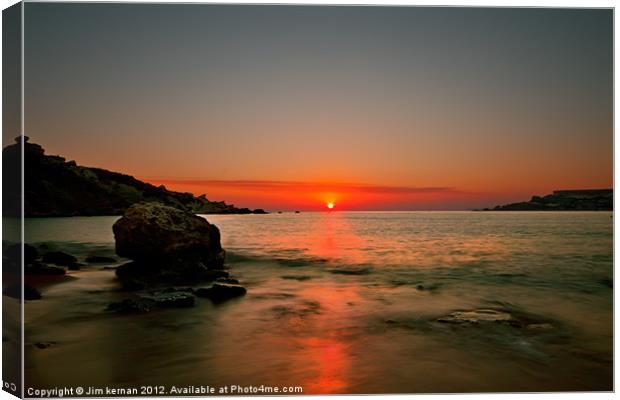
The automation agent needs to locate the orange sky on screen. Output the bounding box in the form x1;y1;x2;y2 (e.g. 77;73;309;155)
141;178;611;211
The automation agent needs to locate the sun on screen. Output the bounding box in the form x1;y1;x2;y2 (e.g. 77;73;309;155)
327;202;335;209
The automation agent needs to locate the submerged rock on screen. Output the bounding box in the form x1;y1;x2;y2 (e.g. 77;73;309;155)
112;203;226;286
42;251;77;266
437;309;520;327
107;291;196;313
146;291;196;308
194;283;247;303
436;308;561;335
107;298;155;313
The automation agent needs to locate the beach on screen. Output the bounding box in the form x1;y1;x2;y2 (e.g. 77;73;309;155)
15;211;613;393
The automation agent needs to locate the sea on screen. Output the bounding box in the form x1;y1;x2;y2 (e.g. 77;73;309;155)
12;211;613;393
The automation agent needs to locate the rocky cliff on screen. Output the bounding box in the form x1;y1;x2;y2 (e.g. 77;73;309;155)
485;189;613;211
3;137;267;217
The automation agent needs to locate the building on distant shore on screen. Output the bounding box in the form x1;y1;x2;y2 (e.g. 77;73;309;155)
552;189;613;199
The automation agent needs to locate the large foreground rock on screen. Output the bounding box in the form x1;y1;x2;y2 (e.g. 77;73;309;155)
112;203;226;285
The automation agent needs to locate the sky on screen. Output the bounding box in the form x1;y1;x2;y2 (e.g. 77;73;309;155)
15;4;613;211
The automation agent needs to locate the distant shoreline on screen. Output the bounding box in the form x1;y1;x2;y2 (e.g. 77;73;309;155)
476;189;612;212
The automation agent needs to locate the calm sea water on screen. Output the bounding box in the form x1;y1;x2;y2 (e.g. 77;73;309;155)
18;212;613;393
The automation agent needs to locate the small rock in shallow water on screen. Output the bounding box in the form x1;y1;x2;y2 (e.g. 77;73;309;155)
107;298;154;313
437;309;519;326
41;251;77;266
85;256;117;263
146;291;196;308
195;284;246;303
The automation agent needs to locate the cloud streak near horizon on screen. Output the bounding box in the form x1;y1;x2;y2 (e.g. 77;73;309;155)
142;178;463;195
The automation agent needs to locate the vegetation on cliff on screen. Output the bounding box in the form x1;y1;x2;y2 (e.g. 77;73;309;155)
3;137;266;217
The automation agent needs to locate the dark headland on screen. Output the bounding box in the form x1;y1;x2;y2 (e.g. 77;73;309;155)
481;189;613;211
3;137;267;217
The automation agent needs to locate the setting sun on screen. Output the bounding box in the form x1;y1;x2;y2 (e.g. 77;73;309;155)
327;202;335;209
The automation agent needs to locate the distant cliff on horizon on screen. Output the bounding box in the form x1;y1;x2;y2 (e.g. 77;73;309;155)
482;189;613;211
3;137;267;217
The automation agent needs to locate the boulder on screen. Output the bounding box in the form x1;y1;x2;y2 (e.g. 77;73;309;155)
4;243;39;264
113;202;224;269
4;243;40;278
42;251;77;266
195;283;246;304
